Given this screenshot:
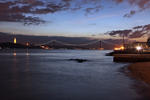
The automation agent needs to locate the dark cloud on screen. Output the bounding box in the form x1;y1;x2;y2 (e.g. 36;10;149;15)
85;5;102;14
107;30;132;37
0;0;46;25
114;0;150;9
0;0;149;24
133;25;143;30
89;23;97;26
143;24;150;31
0;0;103;24
0;0;60;24
124;10;136;17
107;24;150;38
113;0;150;17
113;0;123;4
129;30;147;38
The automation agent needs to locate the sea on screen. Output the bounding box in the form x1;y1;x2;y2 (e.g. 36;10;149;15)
0;49;149;100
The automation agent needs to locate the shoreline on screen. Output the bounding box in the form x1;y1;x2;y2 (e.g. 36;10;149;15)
127;62;150;85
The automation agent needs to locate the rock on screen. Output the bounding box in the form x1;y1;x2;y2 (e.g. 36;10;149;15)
68;59;88;63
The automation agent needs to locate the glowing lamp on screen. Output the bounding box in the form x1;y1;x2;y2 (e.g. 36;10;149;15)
114;47;120;50
136;46;142;51
120;46;124;50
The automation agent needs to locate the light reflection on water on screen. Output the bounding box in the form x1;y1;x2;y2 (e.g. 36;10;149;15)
0;49;149;100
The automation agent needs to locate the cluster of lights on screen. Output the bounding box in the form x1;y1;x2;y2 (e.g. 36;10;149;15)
114;46;124;51
114;46;143;51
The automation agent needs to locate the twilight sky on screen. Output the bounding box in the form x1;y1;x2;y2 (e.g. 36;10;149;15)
0;0;150;39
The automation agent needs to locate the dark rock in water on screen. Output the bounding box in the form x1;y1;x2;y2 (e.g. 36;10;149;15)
68;59;88;63
106;52;114;56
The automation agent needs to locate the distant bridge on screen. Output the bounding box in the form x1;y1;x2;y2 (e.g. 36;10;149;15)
36;39;117;49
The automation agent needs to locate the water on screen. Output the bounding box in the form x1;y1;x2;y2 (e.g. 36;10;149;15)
0;49;147;100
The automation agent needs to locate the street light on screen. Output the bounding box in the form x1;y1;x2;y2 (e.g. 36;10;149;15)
136;46;142;51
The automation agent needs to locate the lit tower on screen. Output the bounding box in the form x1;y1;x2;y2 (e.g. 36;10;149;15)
13;32;16;44
14;37;16;44
99;40;104;50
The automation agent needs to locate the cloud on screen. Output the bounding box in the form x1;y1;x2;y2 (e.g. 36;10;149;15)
133;25;143;30
143;24;150;31
113;0;123;4
113;0;150;17
0;0;103;24
0;0;69;24
89;23;97;26
123;10;136;17
107;24;150;38
114;0;150;9
0;0;46;25
129;30;147;38
0;0;150;24
107;30;132;37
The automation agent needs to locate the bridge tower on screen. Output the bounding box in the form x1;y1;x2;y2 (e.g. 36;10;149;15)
99;40;104;50
99;41;102;48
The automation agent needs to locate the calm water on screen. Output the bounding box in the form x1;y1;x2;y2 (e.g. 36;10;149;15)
0;49;149;100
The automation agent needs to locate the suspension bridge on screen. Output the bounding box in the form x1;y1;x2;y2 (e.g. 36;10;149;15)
37;39;117;49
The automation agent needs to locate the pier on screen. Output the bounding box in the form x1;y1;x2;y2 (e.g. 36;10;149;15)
114;54;150;62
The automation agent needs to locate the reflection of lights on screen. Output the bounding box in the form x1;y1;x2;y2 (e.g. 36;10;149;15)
136;46;142;51
13;52;16;56
44;47;49;50
26;42;29;46
40;46;45;49
26;53;29;56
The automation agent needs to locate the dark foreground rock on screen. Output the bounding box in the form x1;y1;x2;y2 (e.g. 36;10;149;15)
68;59;88;63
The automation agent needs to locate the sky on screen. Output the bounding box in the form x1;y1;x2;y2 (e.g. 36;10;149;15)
0;0;150;39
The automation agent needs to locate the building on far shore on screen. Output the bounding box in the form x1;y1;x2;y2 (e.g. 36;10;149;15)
123;38;150;52
124;42;148;49
114;38;150;52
